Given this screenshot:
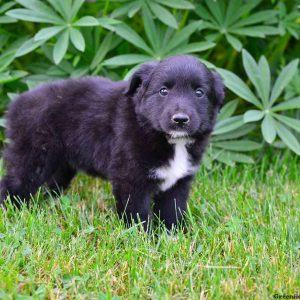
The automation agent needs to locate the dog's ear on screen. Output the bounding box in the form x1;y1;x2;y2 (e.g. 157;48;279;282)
124;62;158;96
212;70;225;107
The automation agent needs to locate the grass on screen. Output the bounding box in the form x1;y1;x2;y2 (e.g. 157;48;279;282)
0;152;300;299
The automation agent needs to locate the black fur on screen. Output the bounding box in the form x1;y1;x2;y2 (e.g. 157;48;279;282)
0;55;224;230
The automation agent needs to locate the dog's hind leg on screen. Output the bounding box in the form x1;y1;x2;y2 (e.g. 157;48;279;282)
0;144;61;207
45;164;76;196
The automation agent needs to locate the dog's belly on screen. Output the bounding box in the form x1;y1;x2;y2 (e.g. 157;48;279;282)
150;139;198;192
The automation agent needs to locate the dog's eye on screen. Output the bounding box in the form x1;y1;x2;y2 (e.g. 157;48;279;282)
159;87;168;96
196;88;204;97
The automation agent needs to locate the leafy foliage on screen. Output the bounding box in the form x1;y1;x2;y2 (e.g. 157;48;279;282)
0;0;300;166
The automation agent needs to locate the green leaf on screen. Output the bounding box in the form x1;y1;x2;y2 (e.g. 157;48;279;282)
0;1;16;14
273;114;300;133
0;70;28;84
69;28;85;52
71;0;85;19
261;114;276;144
97;17;121;29
214;140;261;152
128;1;141;18
213;124;256;141
242;49;269;105
229;27;265;38
90;33;113;70
169;41;215;55
155;0;194;9
218;99;239;121
213;115;244;135
0;16;17;23
46;0;70;20
103;54;152;67
214;150;254;165
205;0;225;26
0;51;16;72
243;110;264;123
142;6;157;51
6;8;63;24
217;68;262;108
34;26;64;41
258;56;270;104
275;120;300;155
73;16;99;27
270;59;299;105
114;24;152;54
226;34;242;51
53;29;69;64
148;2;178;29
272;97;300;112
164;21;203;54
232;10;277;28
15;38;45;57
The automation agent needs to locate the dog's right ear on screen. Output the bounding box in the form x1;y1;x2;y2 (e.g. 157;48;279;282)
124;62;158;97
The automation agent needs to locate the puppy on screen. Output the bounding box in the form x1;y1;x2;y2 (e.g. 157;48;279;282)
0;55;224;230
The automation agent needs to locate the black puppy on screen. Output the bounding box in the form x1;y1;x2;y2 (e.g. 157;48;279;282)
0;55;224;230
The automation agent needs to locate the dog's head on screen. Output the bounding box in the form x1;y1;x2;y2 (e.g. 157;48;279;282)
125;55;225;139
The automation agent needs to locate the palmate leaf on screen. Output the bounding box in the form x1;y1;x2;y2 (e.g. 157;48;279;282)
195;0;278;51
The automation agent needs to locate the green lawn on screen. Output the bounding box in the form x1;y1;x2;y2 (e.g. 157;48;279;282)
0;153;299;299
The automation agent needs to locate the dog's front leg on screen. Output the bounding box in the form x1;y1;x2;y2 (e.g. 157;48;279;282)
153;176;193;230
113;183;152;231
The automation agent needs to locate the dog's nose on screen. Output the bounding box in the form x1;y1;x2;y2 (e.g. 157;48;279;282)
171;113;190;125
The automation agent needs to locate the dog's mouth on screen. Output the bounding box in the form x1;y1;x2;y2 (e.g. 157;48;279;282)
166;130;193;143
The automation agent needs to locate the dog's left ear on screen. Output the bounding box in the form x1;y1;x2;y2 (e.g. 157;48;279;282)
212;70;225;107
124;62;158;96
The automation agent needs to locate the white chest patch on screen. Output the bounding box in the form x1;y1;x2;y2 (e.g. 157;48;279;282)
150;138;198;192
